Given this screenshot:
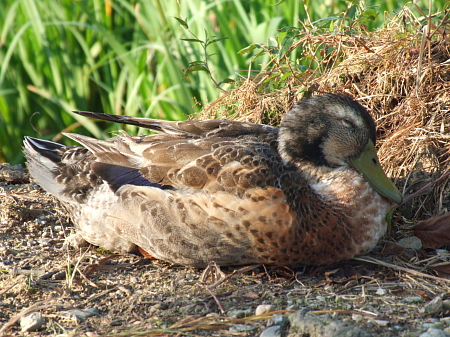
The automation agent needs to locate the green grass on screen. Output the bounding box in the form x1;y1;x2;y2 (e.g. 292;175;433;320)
0;0;447;164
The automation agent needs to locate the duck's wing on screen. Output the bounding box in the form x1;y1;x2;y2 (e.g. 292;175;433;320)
66;111;281;194
25;112;283;202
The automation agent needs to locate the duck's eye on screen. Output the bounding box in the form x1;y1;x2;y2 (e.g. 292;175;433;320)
341;119;355;129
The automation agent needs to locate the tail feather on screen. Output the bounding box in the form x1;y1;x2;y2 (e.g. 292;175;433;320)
24;137;64;162
24;136;168;202
23;137;70;201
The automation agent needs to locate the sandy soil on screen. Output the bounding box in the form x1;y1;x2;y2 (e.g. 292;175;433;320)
1;163;450;337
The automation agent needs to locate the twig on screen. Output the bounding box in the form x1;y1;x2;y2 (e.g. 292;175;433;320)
207;264;262;290
205;287;225;314
399;169;450;205
81;286;118;305
354;256;450;284
0;280;21;297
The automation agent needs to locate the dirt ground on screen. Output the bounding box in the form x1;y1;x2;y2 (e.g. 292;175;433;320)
1;163;450;337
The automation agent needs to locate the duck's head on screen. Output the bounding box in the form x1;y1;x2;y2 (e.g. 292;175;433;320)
279;93;402;204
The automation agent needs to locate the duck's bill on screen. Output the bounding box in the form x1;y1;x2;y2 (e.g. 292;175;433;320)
349;140;402;204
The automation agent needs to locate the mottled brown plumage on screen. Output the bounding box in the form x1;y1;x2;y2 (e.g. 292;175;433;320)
24;93;402;267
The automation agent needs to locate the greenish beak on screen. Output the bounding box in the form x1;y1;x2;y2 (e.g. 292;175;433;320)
349;140;402;204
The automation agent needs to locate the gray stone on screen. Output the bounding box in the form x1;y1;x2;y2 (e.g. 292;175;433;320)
423;297;445;315
228;308;253;318
443;300;450;311
260;325;282;337
52;271;66;280
423;323;445;330
12;164;25;173
0;163;27;183
397;236;422;249
20;311;43;332
402;296;425;304
64;308;99;321
267;314;289;327
229;324;257;332
40;270;59;280
255;304;276;316
419;328;450;337
289;308;373;337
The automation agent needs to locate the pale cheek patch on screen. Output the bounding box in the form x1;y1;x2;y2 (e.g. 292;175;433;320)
321;141;349;167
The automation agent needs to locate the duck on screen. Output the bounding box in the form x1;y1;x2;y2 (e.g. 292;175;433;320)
24;93;402;268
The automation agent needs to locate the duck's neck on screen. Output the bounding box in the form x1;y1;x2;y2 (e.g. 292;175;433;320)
304;164;390;257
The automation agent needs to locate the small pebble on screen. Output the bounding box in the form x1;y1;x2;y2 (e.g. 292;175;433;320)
64;308;99;321
393;324;404;331
229;324;257;332
255;304;275;316
85;332;98;337
20;312;43;332
152;302;168;310
27;240;37;247
38;238;52;246
419;328;450;337
373;319;389;326
286;304;299;311
40;271;59;280
376;288;387;295
1;258;12;265
397;236;422;249
402;296;425;304
352;314;363;322
228;308;253;318
52;271;66;280
260;325;281;337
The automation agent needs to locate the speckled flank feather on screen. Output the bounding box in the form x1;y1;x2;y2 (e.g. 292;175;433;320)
24;93;400;267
